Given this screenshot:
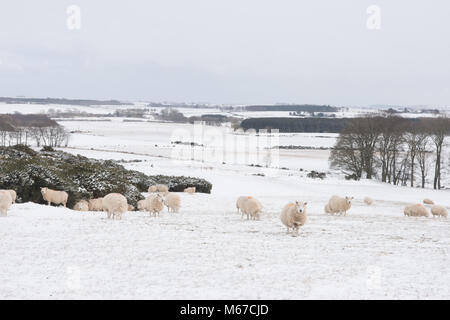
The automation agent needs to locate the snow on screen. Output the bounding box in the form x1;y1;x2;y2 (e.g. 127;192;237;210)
1;155;450;299
1;108;450;299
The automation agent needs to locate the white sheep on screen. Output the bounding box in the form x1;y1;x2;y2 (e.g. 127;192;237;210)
73;200;89;211
164;192;181;213
326;195;353;216
146;194;164;216
280;201;307;236
430;205;448;218
41;187;68;207
0;189;16;204
236;196;248;216
88;198;103;211
404;204;429;217
324;203;332;215
184;187;196;194
241;196;262;220
364;197;374;206
148;185;157;193
102;193;128;220
137;199;146;211
156;184;169;195
423;198;434;205
0;190;12;217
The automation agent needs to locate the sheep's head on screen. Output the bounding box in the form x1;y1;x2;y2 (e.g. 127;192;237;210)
345;196;353;205
155;194;164;203
295;201;307;213
40;187;48;195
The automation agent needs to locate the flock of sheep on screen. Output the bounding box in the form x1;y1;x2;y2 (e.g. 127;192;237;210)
0;186;448;236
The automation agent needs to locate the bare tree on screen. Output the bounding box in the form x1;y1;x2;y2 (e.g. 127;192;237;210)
404;120;428;187
376;116;408;183
427;117;450;189
416;135;432;188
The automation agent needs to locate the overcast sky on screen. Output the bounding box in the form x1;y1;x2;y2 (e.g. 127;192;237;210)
1;0;449;106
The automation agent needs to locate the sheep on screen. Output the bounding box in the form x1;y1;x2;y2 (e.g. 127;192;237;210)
0;190;17;204
137;199;146;211
430;205;448;218
88;198;104;211
41;187;68;207
324;203;332;215
423;198;434;205
0;190;12;217
236;196;248;216
156;184;169;195
146;193;164;217
280;201;307;236
73;200;89;211
102;193;128;220
364;197;374;206
164;192;181;213
241;196;262;220
326;195;353;216
0;189;16;204
128;204;135;211
184;187;196;194
148;185;157;193
404;204;429;217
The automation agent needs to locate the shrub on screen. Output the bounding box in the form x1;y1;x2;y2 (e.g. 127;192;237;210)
307;170;326;179
0;147;212;208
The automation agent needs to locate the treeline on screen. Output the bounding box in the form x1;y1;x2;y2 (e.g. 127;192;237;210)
244;104;338;112
0;97;129;106
329;116;450;189
241;117;351;133
156;108;239;126
0;114;69;148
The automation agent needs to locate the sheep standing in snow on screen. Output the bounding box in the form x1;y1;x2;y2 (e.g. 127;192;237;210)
148;185;157;193
280;201;307;236
326;195;353;216
324;203;332;215
0;190;17;204
41;187;68;207
73;200;89;211
404;204;429;217
102;193;128;220
241;196;262;220
147;194;164;217
423;198;434;205
184;187;196;194
164;192;181;213
137;200;146;211
430;205;448;218
364;197;374;206
0;190;12;217
88;198;103;211
236;196;248;216
156;184;169;195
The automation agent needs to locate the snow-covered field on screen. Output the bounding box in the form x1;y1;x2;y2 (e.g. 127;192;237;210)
1;108;450;299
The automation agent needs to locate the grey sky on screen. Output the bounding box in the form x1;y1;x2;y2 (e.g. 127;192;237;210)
0;0;449;106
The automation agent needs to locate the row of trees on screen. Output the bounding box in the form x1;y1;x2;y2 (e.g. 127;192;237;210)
329;116;450;189
0;126;70;148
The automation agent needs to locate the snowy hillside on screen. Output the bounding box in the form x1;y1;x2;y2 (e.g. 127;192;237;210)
1;105;450;299
1;147;450;299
